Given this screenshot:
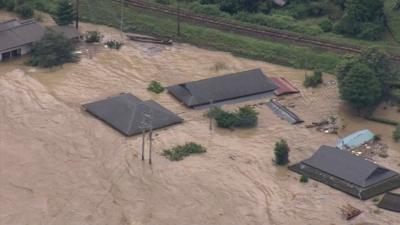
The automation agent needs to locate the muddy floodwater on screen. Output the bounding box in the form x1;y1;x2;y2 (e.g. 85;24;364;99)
1;20;399;225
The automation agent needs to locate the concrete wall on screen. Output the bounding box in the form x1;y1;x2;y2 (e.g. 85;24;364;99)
0;44;32;62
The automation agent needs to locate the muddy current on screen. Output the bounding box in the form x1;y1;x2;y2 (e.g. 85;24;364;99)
0;22;399;225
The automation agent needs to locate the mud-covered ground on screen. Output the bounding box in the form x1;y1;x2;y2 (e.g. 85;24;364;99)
1;14;399;225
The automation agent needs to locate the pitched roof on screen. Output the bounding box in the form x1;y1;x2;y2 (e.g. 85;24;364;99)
378;192;400;212
0;19;45;51
303;146;397;187
270;77;299;96
168;69;278;108
83;93;183;136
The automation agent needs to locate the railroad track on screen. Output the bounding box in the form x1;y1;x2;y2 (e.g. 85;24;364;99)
121;0;400;61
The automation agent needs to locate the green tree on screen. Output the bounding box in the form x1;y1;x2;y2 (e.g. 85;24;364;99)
339;62;382;111
55;0;74;26
15;4;34;19
274;139;290;166
29;30;77;68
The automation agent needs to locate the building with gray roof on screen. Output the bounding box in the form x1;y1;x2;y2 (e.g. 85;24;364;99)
290;145;400;200
167;69;278;109
82;93;183;136
0;19;45;61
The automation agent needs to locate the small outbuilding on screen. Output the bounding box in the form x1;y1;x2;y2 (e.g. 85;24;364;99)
336;129;375;150
377;192;400;213
270;77;299;96
0;19;45;61
168;69;278;109
290;145;400;200
83;93;183;136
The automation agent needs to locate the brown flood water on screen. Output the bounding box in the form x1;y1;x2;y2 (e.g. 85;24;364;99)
0;20;399;225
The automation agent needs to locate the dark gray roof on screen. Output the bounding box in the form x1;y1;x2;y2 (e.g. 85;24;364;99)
168;69;278;107
49;26;80;40
378;192;400;212
83;93;183;136
0;19;45;51
266;100;303;124
303;146;397;188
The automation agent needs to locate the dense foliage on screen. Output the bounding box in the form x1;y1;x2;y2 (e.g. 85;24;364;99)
55;0;74;25
105;40;123;49
300;174;309;183
303;69;323;88
29;30;77;68
162;142;206;161
84;31;102;43
207;106;259;129
336;48;395;112
394;125;400;142
274;139;290;166
147;80;165;94
15;4;34;18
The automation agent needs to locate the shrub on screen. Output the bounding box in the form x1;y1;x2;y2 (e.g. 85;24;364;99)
162;142;206;161
188;2;228;17
274;139;290;166
300;175;309;183
5;0;15;11
29;30;77;68
15;4;34;19
155;0;170;5
319;19;333;32
357;22;384;41
147;80;165;94
303;69;323;88
0;0;5;9
85;31;102;43
235;105;258;127
105;40;123;50
394;125;400;142
208;106;259;129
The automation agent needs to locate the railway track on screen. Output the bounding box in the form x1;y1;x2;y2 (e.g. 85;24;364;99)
121;0;400;61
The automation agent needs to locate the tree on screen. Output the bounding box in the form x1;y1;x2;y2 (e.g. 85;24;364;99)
274;139;289;166
15;4;34;19
339;62;382;111
303;69;323;88
55;0;74;26
29;30;77;68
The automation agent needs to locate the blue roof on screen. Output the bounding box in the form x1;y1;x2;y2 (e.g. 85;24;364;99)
336;129;374;150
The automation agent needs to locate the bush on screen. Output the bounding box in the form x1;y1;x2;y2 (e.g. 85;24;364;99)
15;4;34;19
274;139;290;166
235;105;258;127
319;19;333;33
155;0;170;5
393;125;400;142
188;2;228;17
0;0;5;9
147;80;165;94
55;0;74;26
303;69;323;88
85;31;103;43
105;40;123;49
357;22;384;41
5;0;15;11
300;175;309;183
162;142;206;161
29;30;77;68
208;106;259;129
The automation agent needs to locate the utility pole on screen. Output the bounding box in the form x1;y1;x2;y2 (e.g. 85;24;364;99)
176;0;181;36
120;0;125;41
148;130;153;165
141;129;146;161
75;0;79;29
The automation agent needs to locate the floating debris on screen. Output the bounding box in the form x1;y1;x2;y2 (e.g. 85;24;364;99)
306;116;338;134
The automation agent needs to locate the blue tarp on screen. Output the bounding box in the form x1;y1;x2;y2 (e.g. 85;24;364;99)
336;129;375;150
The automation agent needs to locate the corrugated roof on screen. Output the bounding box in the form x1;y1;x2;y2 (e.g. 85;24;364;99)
0;19;45;51
168;69;278;108
83;93;183;136
266;100;303;124
303;146;397;187
337;129;375;150
270;77;299;96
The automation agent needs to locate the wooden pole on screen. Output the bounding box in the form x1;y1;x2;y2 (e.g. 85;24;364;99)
141;129;145;161
148;130;153;165
176;1;181;36
75;0;79;29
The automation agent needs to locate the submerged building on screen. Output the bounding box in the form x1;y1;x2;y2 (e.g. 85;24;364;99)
0;19;45;61
82;93;183;136
168;69;278;109
290;145;400;200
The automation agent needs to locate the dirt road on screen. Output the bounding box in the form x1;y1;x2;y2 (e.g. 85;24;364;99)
0;20;399;225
